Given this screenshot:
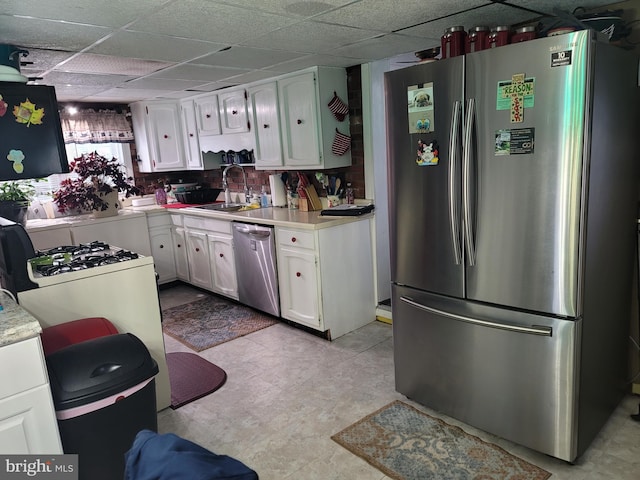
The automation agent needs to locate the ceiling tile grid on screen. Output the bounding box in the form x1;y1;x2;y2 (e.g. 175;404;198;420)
0;0;621;102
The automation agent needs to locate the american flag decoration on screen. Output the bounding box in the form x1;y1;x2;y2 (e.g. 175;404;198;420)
327;91;349;121
332;128;351;156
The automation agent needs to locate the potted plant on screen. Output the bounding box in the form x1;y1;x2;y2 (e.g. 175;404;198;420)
53;152;140;216
0;180;35;225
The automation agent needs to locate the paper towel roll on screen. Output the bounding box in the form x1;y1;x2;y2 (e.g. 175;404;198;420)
269;174;287;207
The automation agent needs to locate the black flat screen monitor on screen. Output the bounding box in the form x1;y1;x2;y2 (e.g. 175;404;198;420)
0;83;69;180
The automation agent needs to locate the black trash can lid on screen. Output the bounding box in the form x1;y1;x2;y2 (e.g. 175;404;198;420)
46;333;159;411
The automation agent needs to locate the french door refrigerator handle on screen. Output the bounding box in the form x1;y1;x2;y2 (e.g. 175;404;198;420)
400;296;553;336
463;98;476;266
449;100;462;265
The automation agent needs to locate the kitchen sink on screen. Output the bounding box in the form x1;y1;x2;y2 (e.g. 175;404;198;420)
195;203;248;212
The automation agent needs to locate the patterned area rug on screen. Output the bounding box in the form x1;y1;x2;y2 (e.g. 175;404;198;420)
331;401;551;480
162;296;278;352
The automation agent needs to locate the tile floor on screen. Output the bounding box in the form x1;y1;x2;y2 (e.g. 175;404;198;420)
158;284;640;480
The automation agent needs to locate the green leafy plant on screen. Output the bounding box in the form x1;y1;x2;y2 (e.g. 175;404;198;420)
0;180;35;203
53;152;140;213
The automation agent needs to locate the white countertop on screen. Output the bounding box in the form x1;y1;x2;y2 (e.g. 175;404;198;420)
25;202;373;233
0;291;42;347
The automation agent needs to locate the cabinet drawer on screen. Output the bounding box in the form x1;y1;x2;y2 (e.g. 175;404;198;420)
277;228;315;250
183;215;231;234
170;214;184;227
146;212;171;228
0;337;47;401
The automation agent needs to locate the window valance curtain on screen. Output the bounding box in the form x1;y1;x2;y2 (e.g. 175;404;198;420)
59;108;134;144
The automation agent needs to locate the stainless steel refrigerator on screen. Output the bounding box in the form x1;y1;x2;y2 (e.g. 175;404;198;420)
386;30;640;462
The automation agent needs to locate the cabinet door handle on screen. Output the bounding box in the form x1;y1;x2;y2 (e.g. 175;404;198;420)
232;110;238;115
291;237;296;243
206;114;211;118
195;247;200;252
189;133;194;137
296;272;301;277
177;244;182;248
163;134;169;139
219;253;224;258
263;124;269;129
159;244;164;249
297;119;302;125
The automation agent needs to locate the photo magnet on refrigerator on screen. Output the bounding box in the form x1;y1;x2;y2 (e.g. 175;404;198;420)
416;139;439;166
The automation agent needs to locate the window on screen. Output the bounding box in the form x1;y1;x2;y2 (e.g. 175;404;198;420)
31;143;134;199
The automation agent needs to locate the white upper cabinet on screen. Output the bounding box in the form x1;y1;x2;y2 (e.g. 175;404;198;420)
248;82;283;168
194;94;221;136
218;89;249;134
277;67;351;170
130;101;186;172
180;99;203;170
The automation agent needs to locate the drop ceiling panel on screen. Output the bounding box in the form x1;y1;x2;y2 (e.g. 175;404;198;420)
503;1;615;16
266;54;367;73
0;15;112;51
88;31;226;63
122;77;212;91
332;33;440;61
148;64;249;82
242;21;383;53
1;0;169;28
399;3;542;38
223;0;356;17
59;53;173;76
314;0;490;32
189;46;307;69
126;0;298;44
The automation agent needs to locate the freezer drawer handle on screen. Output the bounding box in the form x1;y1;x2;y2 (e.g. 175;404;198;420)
400;296;553;336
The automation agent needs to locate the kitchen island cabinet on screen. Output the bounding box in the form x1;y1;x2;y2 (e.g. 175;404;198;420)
0;292;62;454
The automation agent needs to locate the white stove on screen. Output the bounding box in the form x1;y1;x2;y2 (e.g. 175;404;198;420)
27;241;153;287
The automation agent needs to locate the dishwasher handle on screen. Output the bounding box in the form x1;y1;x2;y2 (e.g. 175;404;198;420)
233;223;273;239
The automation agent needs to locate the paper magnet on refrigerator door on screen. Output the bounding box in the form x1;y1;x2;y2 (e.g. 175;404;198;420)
0;95;7;117
7;149;25;173
416;140;439;166
13;98;44;127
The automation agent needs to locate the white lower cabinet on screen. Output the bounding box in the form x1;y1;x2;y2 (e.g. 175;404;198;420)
185;230;213;290
0;336;62;454
277;242;320;329
208;233;238;299
147;212;176;284
172;227;190;281
276;219;375;339
183;216;237;299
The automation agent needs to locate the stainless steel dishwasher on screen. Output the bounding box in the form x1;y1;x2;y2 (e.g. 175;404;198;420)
232;222;280;317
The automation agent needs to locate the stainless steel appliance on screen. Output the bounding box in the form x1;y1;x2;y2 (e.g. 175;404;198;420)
232;222;279;317
386;30;640;462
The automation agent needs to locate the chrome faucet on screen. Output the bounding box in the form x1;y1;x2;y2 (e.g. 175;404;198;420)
222;163;249;204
